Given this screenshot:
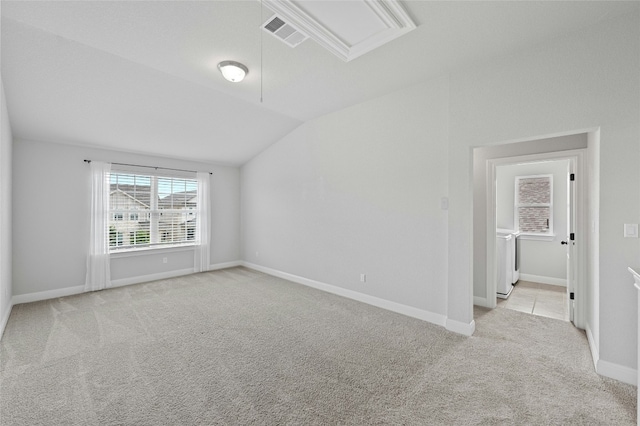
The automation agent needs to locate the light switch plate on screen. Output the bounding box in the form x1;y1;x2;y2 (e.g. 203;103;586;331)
624;224;638;238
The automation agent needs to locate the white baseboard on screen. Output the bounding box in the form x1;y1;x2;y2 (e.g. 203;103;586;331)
112;261;243;287
0;302;12;339
519;273;566;287
241;262;451;330
111;268;196;288
597;359;637;386
446;318;476;336
587;324;637;385
13;271;196;305
473;296;489;308
11;262;247;306
208;261;242;271
585;323;599;370
12;285;85;305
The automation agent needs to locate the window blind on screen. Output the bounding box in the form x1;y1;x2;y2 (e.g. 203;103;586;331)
516;175;553;234
108;169;199;251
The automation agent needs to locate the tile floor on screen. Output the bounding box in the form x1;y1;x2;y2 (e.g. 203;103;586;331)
497;280;569;321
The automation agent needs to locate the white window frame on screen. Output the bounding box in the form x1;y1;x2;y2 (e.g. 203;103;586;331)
108;168;199;254
514;174;554;240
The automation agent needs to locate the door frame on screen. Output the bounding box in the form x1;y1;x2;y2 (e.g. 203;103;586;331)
485;149;587;328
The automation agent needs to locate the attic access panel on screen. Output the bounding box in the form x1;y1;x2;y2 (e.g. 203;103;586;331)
262;0;416;61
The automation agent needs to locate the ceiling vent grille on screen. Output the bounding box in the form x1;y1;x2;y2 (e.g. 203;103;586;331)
262;14;308;48
260;0;416;62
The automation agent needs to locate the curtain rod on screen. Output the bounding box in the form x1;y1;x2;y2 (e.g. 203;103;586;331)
83;159;212;175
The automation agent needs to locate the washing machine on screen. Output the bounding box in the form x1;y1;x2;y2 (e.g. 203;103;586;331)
496;229;520;298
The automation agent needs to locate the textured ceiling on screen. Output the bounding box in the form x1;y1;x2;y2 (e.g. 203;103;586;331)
1;1;637;165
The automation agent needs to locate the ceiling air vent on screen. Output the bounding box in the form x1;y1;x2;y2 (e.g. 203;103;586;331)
262;14;308;48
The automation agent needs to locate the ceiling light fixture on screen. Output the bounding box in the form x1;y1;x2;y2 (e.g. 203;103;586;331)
217;60;248;83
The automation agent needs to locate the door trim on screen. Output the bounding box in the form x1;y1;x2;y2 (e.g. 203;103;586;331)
484;149;587;329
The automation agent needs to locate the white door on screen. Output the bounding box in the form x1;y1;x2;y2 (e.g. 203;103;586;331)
565;159;577;324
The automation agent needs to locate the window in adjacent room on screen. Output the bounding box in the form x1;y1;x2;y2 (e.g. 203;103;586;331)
515;174;553;235
108;169;198;252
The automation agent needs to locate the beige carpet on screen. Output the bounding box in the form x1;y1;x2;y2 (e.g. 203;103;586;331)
0;267;635;425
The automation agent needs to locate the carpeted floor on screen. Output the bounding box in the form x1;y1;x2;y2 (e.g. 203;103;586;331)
0;267;635;425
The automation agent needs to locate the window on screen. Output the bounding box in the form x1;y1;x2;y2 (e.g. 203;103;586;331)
109;227;124;246
108;170;198;251
515;175;552;235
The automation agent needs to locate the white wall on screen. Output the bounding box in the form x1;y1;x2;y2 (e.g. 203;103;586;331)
243;12;639;371
496;160;569;281
0;79;13;335
12;139;241;297
242;77;450;318
5;7;636;381
449;12;640;370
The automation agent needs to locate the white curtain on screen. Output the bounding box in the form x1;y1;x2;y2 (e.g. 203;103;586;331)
85;161;111;292
194;172;211;273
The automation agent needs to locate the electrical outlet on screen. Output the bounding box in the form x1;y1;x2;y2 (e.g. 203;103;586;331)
624;224;638;238
360;274;366;283
162;257;168;264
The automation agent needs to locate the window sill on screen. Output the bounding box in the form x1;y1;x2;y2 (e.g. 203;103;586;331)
518;233;556;242
110;244;195;258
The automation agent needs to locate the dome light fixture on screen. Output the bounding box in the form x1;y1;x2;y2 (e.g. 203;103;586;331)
217;60;249;83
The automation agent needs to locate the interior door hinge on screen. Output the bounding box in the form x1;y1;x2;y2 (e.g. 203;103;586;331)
570;173;575;181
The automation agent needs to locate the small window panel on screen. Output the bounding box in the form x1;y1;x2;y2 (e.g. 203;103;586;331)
515;175;553;235
108;170;198;252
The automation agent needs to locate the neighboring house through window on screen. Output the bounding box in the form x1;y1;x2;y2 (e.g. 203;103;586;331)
515;174;553;235
108;170;198;251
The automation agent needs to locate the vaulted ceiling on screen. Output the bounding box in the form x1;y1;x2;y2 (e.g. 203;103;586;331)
1;1;637;165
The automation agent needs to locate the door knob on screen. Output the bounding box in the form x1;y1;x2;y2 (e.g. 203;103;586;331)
561;241;568;245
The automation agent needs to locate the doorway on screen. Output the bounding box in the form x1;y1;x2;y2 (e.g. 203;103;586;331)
494;158;572;321
470;131;591;331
